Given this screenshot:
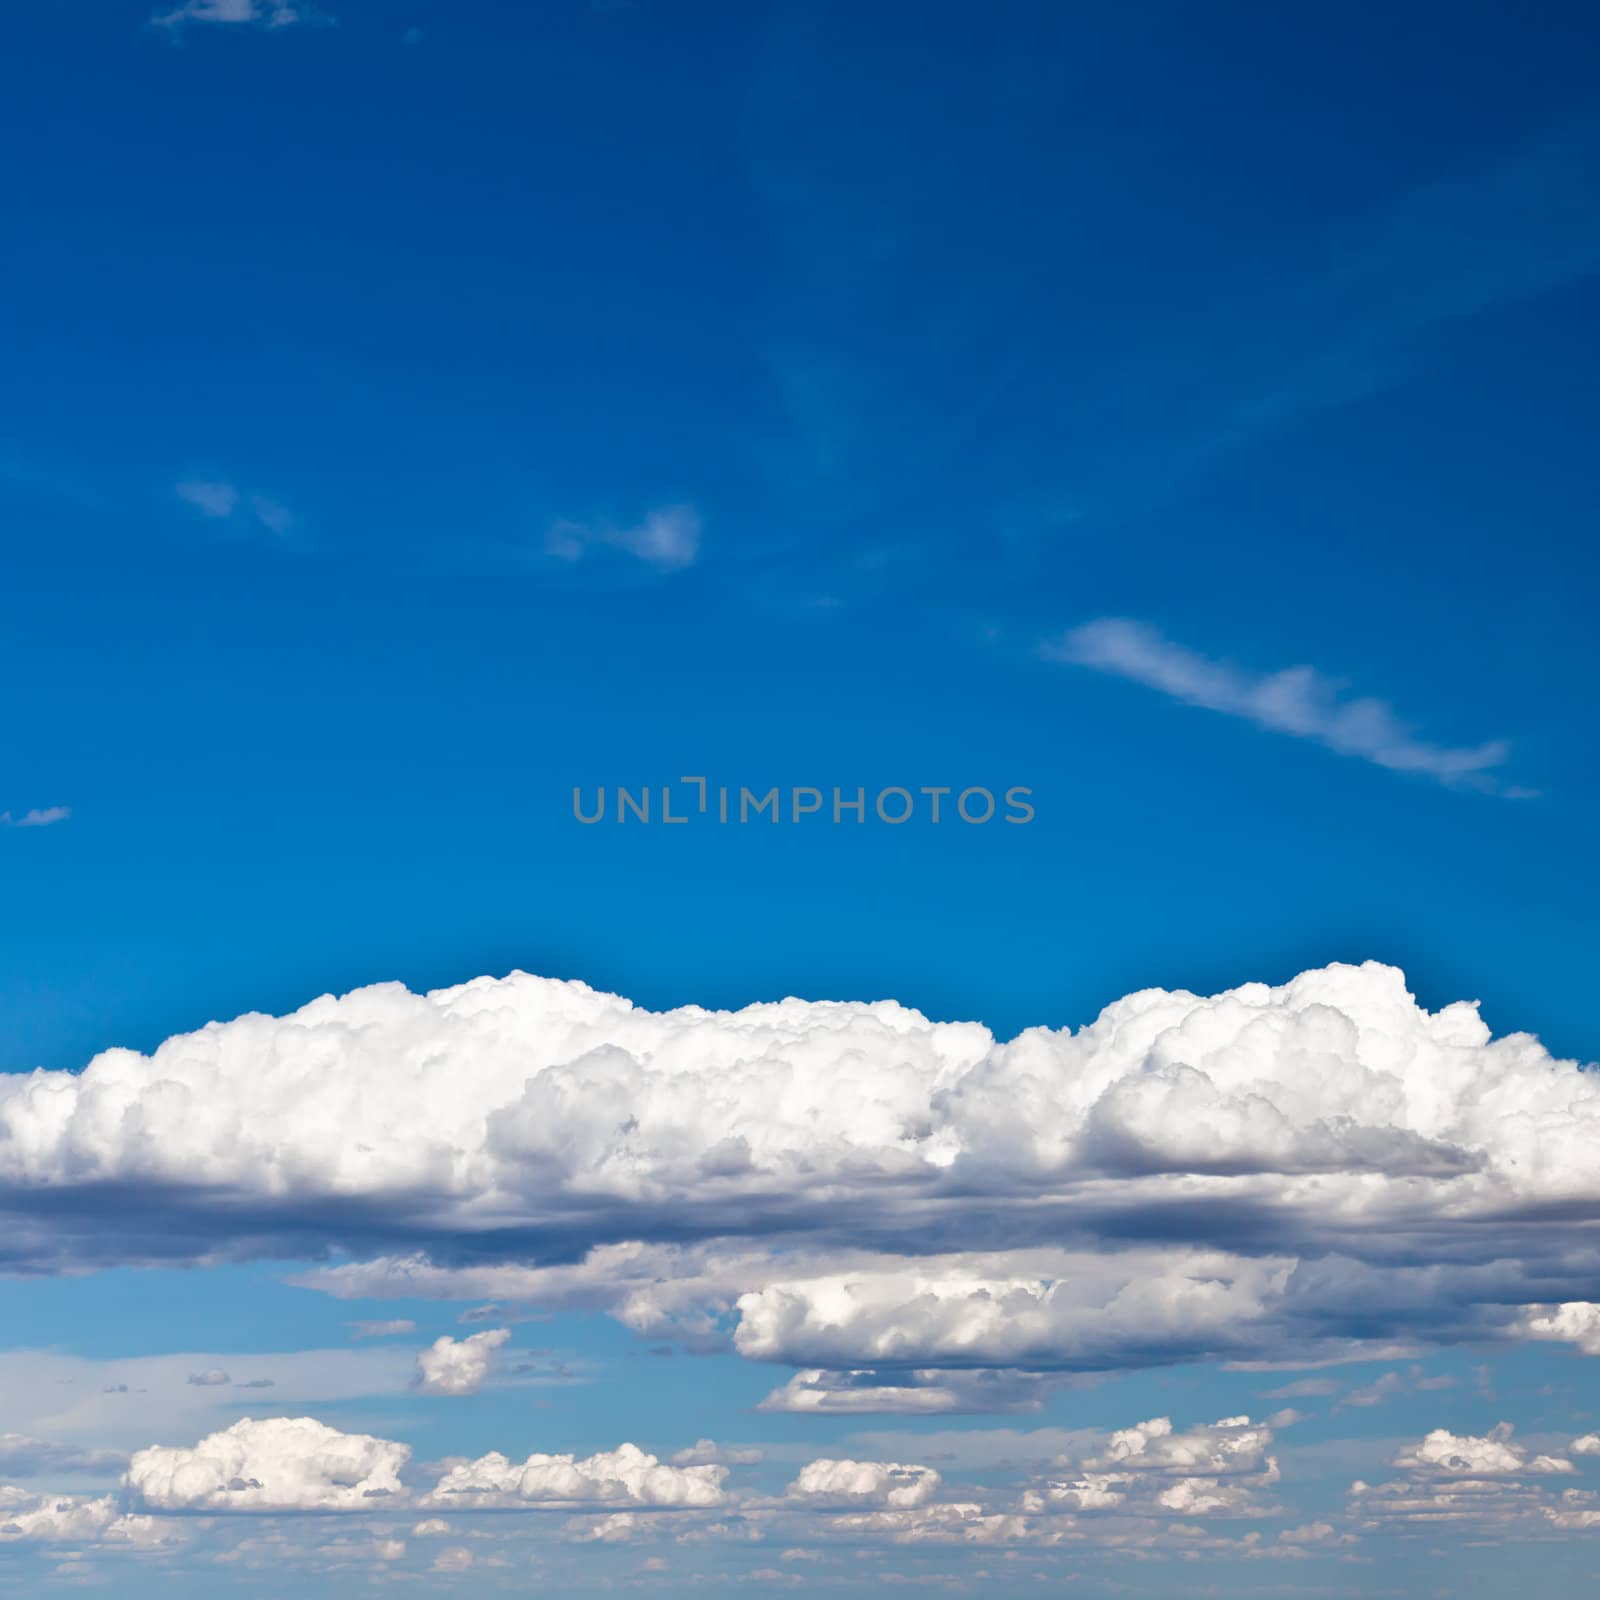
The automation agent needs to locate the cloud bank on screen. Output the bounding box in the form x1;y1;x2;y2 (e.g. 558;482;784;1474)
3;961;1599;1392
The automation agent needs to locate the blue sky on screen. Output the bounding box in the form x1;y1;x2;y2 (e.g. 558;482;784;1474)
3;1;1600;1593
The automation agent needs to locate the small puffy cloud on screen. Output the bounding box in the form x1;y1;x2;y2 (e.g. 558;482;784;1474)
1044;618;1516;792
0;807;70;828
431;1545;473;1572
546;504;701;572
1088;1414;1276;1478
1572;1434;1600;1456
1392;1424;1573;1477
428;1442;725;1509
787;1459;942;1510
414;1328;510;1396
186;1368;231;1387
411;1517;451;1536
125;1417;410;1511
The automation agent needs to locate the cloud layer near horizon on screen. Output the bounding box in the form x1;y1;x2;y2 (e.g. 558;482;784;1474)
3;962;1599;1389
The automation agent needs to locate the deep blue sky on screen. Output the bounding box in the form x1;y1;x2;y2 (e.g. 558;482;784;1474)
4;0;1597;1078
2;6;1599;1590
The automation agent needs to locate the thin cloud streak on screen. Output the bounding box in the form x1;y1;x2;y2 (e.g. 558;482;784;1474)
1044;618;1523;793
546;504;702;573
150;0;328;30
176;479;295;537
1;806;70;828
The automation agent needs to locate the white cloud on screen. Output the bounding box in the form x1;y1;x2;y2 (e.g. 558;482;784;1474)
1044;618;1518;792
1022;1414;1282;1524
0;806;70;828
175;479;239;517
1572;1434;1600;1456
5;961;1600;1384
151;0;327;29
1517;1302;1600;1356
546;504;701;572
250;495;294;535
0;1487;169;1547
786;1459;941;1509
1392;1424;1573;1477
126;1417;410;1512
733;1250;1292;1371
757;1367;1058;1416
413;1329;510;1396
174;479;294;534
1352;1421;1593;1534
427;1442;726;1509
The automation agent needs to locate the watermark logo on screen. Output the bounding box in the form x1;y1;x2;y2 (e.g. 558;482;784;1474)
573;778;1034;825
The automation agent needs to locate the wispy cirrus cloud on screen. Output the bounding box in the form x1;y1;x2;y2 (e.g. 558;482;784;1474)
545;505;701;573
1044;618;1524;793
176;480;294;536
151;0;329;31
0;806;69;828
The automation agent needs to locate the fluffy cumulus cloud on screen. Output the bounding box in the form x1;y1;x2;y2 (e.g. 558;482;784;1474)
1392;1425;1574;1478
5;1407;1598;1573
125;1418;409;1512
786;1459;942;1509
5;962;1600;1390
413;1329;509;1396
1518;1302;1600;1356
0;1487;167;1547
1024;1415;1282;1523
1351;1423;1599;1534
427;1443;725;1509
